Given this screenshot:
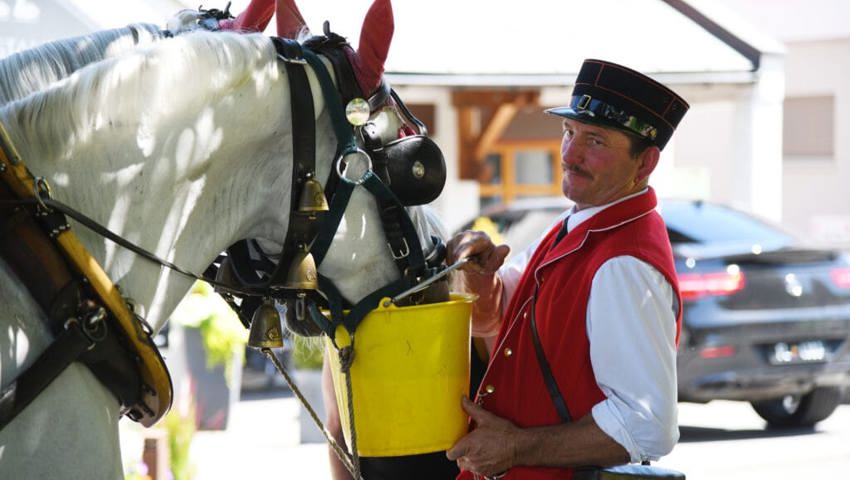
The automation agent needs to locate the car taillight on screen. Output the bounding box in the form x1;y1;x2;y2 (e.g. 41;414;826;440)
830;267;850;289
699;345;737;359
678;267;745;301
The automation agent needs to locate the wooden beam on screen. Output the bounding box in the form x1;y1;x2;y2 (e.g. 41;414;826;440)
452;90;536;108
473;91;539;161
457;107;478;179
453;89;541;181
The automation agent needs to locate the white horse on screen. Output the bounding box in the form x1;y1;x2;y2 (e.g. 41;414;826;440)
0;1;442;478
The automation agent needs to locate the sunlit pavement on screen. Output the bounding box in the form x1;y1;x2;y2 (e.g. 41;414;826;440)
190;390;332;479
121;389;334;480
122;392;850;480
664;400;850;480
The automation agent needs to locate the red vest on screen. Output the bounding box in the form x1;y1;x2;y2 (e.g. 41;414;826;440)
458;189;681;480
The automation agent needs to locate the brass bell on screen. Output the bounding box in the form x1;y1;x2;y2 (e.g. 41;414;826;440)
247;297;284;349
283;247;319;290
297;177;329;214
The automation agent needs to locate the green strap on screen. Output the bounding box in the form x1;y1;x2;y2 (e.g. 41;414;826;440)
360;173;426;269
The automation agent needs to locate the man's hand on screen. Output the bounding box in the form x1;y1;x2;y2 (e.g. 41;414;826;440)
446;397;520;477
446;230;510;275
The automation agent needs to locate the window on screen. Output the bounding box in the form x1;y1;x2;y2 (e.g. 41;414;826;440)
478;141;562;205
783;96;834;158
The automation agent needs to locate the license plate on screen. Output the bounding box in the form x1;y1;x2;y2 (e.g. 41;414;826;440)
769;340;826;365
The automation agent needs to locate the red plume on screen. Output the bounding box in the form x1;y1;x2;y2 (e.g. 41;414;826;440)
351;0;394;95
221;0;275;32
276;0;309;38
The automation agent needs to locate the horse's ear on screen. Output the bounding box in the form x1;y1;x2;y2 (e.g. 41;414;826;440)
226;0;275;32
354;0;394;95
276;0;309;38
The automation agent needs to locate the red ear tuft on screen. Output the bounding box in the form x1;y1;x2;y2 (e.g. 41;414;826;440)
228;0;275;32
353;0;394;95
276;0;309;38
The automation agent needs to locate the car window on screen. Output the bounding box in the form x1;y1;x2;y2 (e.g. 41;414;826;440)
661;200;795;246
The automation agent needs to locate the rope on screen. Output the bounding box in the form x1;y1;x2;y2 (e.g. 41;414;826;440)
260;347;360;478
338;343;362;480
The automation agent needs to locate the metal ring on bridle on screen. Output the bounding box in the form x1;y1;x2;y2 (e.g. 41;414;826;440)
335;147;372;186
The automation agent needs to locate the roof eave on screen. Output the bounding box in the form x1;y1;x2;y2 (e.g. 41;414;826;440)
386;70;760;88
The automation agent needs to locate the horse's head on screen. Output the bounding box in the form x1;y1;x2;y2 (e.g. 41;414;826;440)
213;0;449;338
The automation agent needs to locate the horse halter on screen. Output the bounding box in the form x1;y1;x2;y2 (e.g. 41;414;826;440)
214;29;449;345
352;82;446;207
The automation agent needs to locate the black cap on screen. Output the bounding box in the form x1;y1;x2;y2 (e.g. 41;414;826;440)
546;59;689;150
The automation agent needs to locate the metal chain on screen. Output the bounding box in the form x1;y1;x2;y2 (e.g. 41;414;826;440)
260;347;360;478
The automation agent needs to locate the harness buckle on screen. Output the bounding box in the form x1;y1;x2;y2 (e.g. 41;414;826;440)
277;53;308;65
388;237;410;260
33;176;52;212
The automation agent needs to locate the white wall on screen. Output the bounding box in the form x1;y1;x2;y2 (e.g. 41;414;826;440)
783;37;850;247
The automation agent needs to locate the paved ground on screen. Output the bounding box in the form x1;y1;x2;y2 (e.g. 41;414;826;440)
190;389;333;479
121;390;850;479
120;387;334;480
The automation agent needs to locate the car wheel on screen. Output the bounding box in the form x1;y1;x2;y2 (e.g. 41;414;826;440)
750;386;844;428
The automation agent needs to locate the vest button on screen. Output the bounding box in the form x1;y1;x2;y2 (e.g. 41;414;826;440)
484;384;496;394
503;347;513;358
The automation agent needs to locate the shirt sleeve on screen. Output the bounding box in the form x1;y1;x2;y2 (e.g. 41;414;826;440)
587;256;679;462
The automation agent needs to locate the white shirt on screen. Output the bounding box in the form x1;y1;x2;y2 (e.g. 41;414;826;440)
498;191;679;462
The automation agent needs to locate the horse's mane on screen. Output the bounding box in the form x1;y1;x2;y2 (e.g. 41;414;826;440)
1;31;278;162
0;23;163;105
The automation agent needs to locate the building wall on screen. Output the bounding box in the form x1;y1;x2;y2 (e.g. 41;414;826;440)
783;37;850;246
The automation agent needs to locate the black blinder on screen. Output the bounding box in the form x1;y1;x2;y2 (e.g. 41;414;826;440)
372;135;446;206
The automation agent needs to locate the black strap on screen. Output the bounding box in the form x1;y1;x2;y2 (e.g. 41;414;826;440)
0;197;261;297
529;287;572;423
530;287;656;469
0;320;95;430
265;37;319;292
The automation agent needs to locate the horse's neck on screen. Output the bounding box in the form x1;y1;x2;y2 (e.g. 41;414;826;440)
0;24;162;106
0;32;312;330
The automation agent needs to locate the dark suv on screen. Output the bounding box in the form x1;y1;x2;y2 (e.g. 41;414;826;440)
461;197;850;428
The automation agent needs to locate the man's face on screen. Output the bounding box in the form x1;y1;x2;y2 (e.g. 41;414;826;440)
559;118;653;210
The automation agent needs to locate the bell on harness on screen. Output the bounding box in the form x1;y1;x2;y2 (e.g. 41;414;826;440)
282;246;319;291
296;175;330;216
247;297;284;349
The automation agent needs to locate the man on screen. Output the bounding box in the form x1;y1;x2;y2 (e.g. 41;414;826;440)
445;59;689;479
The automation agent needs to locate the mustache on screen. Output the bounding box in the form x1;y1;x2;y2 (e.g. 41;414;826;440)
563;164;591;178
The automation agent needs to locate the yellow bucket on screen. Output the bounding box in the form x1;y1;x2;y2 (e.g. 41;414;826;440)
325;293;475;457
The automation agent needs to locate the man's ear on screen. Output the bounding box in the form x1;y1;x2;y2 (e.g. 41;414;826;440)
636;146;661;183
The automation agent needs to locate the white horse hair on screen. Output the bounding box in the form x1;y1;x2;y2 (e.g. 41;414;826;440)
0;23;164;106
0;28;442;479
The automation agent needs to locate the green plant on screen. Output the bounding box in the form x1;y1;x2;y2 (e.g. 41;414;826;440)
164;398;197;480
171;281;247;385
